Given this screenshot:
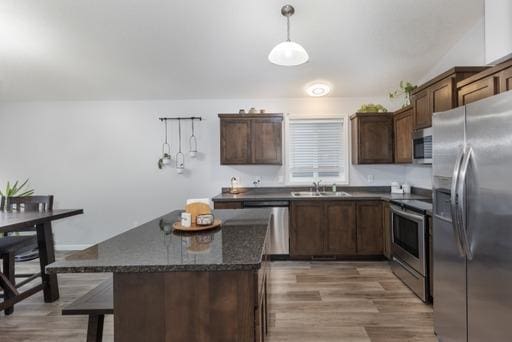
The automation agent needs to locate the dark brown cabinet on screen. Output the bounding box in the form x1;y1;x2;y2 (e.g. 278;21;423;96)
457;58;512;105
290;201;325;256
412;88;431;129
325;201;357;254
500;65;512;92
290;200;382;257
219;114;283;165
458;76;499;105
350;112;394;164
411;67;489;129
356;201;383;255
393;106;414;164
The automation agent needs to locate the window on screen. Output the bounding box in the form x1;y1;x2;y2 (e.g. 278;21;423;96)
286;116;348;184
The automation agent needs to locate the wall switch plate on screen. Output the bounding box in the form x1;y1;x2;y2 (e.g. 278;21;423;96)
278;176;284;183
367;174;374;183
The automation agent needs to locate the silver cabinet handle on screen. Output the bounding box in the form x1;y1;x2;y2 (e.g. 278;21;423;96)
450;147;466;257
456;145;473;260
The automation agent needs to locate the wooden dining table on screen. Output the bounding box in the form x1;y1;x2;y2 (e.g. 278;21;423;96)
0;209;83;304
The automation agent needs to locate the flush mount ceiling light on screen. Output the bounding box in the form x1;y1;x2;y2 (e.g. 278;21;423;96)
306;83;331;97
268;5;309;66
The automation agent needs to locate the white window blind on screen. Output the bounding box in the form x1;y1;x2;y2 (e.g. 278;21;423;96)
287;118;347;183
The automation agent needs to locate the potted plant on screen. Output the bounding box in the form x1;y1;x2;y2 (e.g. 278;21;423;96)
0;179;35;210
389;81;417;108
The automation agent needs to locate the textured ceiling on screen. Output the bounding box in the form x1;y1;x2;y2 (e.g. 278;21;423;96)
0;0;484;100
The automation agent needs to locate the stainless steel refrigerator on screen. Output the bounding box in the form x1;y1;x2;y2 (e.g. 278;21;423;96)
433;90;512;341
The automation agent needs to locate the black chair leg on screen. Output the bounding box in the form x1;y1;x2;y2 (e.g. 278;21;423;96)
87;314;104;342
2;252;15;315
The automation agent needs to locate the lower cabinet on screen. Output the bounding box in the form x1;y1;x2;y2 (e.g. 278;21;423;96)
290;200;383;257
356;201;383;255
325;201;357;254
290;201;325;256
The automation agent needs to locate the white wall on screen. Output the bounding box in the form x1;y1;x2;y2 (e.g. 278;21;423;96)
0;97;407;248
417;18;486;84
485;0;512;64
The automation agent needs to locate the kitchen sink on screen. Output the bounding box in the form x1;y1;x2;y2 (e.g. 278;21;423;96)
291;191;352;198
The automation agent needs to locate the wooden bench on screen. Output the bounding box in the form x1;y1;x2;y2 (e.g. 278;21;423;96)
62;278;113;342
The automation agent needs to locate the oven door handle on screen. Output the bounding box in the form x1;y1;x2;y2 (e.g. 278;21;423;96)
390;205;425;223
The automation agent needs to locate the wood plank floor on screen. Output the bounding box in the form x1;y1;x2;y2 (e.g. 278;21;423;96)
0;255;436;341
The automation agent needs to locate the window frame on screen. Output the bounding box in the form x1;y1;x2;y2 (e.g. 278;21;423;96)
284;113;350;186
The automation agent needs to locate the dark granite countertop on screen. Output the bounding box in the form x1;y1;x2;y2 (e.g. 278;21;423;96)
46;209;271;274
212;186;431;203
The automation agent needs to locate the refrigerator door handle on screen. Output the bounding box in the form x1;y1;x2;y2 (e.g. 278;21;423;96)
457;145;473;260
450;147;466;257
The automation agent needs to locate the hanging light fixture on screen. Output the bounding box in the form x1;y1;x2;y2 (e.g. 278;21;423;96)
268;4;309;66
158;119;172;169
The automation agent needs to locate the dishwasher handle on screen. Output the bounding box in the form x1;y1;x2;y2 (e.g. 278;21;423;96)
243;201;290;208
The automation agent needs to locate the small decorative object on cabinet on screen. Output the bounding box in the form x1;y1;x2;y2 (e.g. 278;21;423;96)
219;113;283;165
389;80;417;108
158;116;202;172
357;103;388;113
410;66;490;129
350;112;393;164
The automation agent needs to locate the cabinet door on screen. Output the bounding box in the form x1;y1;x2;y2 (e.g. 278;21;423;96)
290;201;324;256
382;202;392;259
412;88;431;129
252;119;282;164
354;116;394;164
393;109;413;163
458;76;499;105
325;201;356;254
431;77;455;114
499;67;512;93
220;119;251;164
356;201;383;255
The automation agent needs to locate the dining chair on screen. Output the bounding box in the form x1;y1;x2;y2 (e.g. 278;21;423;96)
0;195;53;315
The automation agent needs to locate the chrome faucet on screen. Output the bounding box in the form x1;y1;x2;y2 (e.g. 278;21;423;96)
312;180;322;194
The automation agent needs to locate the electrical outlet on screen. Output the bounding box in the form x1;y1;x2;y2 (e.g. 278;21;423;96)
367;174;374;183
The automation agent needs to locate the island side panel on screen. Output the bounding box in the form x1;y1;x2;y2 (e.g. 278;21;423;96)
114;271;256;342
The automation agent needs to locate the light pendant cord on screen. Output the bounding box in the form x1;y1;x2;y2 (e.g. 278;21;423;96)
287;16;291;41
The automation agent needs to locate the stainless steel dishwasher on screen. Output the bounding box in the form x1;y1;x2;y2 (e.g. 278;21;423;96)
242;200;289;256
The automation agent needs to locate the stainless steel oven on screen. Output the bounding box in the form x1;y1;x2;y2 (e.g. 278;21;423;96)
391;204;428;301
413;127;432;164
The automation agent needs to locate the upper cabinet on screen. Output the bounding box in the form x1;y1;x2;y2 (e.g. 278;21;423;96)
457;58;512;106
411;67;490;129
350;112;394;164
219;114;283;165
393;105;414;164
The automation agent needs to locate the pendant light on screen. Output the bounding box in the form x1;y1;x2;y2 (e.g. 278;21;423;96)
189;119;198;158
268;5;309;66
158;119;172;169
176;119;185;174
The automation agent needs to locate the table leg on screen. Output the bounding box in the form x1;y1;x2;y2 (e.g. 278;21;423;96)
36;221;59;302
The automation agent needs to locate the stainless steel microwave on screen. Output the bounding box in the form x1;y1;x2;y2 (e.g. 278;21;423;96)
412;127;432;164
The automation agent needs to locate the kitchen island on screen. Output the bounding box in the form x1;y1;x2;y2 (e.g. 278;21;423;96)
47;208;271;342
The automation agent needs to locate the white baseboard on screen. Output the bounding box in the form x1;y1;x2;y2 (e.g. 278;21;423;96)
55;244;92;251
